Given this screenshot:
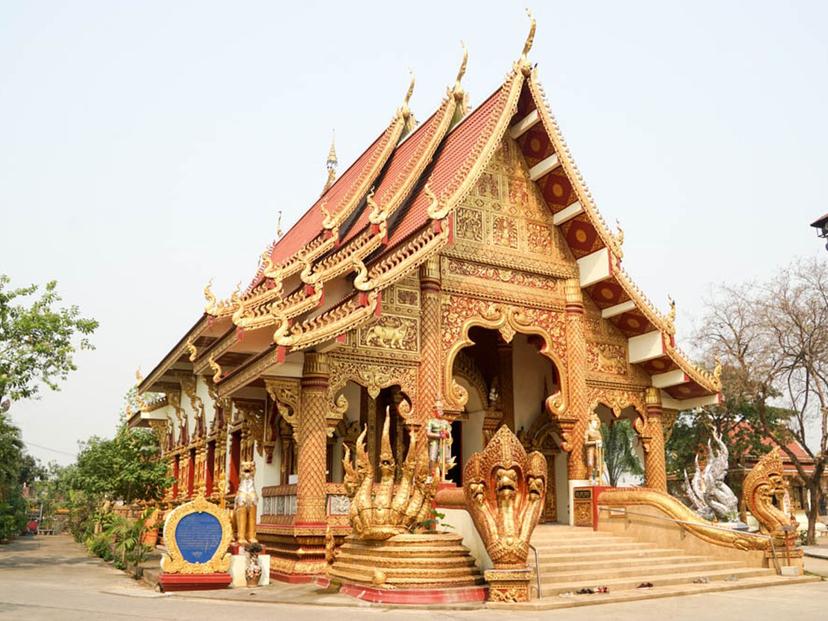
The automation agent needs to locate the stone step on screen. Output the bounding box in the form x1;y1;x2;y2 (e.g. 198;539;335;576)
531;541;662;554
336;544;473;558
538;559;746;582
535;547;686;563
329;564;484;587
335;552;478;568
493;575;820;611
537;553;708;573
539;565;774;595
531;535;637;545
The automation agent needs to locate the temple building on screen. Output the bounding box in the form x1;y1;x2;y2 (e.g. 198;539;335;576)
132;31;722;581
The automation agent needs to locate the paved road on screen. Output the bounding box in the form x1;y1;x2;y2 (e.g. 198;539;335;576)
1;535;828;620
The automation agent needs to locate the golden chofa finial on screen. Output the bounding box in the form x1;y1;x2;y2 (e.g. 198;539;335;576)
276;210;284;238
452;42;470;118
400;70;416;132
666;295;677;325
454;41;468;95
520;8;536;76
135;367;144;385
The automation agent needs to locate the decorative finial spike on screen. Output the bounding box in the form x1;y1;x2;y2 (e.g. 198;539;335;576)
520;8;536;75
404;69;415;107
322;132;338;194
455;41;468;88
276;210;284;238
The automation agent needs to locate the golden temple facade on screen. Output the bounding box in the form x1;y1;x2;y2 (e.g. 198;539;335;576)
132;29;721;581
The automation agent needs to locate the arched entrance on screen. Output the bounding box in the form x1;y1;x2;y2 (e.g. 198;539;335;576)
449;326;568;521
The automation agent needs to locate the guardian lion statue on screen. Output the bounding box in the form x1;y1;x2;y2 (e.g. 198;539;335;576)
234;460;258;545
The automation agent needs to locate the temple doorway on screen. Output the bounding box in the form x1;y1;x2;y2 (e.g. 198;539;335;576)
451;327;567;522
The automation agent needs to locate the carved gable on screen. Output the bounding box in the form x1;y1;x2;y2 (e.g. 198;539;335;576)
450;136;573;273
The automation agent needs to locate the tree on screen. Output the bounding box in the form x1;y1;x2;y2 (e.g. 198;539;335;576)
0;275;98;404
0;412;45;541
695;257;828;544
602;419;643;487
71;426;170;505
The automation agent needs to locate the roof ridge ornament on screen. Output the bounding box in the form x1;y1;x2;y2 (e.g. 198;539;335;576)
425;183;450;220
519;8;536;76
613;218;625;259
366;187;388;225
208;353;222;384
400;70;416;132
204;278;217;315
276;211;284;239
666;294;677;327
185;337;198;363
451;42;470;117
320;200;335;230
322;133;337;194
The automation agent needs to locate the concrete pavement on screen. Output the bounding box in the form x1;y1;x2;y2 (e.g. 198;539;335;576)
1;535;827;620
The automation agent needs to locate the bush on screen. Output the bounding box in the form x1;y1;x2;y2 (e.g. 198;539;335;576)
86;508;153;570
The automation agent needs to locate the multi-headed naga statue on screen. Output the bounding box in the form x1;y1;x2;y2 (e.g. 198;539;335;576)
684;430;739;522
463;425;547;568
342;408;437;540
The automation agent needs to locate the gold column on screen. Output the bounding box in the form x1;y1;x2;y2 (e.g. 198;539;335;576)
296;352;330;527
178;451;190;502
496;342;515;431
564;278;589;480
417;256;442;425
644;387;668;492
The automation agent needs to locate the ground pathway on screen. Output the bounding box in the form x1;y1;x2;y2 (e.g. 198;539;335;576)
1;535;827;620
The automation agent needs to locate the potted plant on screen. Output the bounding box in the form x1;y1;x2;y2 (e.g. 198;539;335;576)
245;542;263;587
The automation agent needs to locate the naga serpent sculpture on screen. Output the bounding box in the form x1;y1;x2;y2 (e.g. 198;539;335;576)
684;429;739;522
342;409;437;540
463;425;547;568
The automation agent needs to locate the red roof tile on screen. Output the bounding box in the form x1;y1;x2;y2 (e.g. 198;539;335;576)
268;118;404;265
341;98;454;245
386;84;511;249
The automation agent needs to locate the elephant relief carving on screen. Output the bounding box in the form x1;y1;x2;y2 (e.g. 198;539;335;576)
463;426;547;568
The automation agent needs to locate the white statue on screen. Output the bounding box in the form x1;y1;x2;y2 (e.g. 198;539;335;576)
684;430;739;523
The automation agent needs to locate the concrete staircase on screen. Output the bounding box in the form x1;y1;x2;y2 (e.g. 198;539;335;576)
520;524;817;609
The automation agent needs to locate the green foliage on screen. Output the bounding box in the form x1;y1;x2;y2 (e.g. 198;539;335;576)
412;508;449;533
0;411;45;541
85;508;153;569
601;419;643;487
71;426;171;504
0;275;98;403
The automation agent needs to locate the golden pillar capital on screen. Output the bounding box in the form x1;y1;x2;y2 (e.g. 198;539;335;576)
302;352;330;381
645;386;662;408
419;255;441;288
564;278;583;308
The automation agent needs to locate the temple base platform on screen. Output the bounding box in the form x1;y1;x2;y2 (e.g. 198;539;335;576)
158;572;232;592
328;532;486;604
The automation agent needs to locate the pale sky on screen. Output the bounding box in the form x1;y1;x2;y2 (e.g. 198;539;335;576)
2;1;826;465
